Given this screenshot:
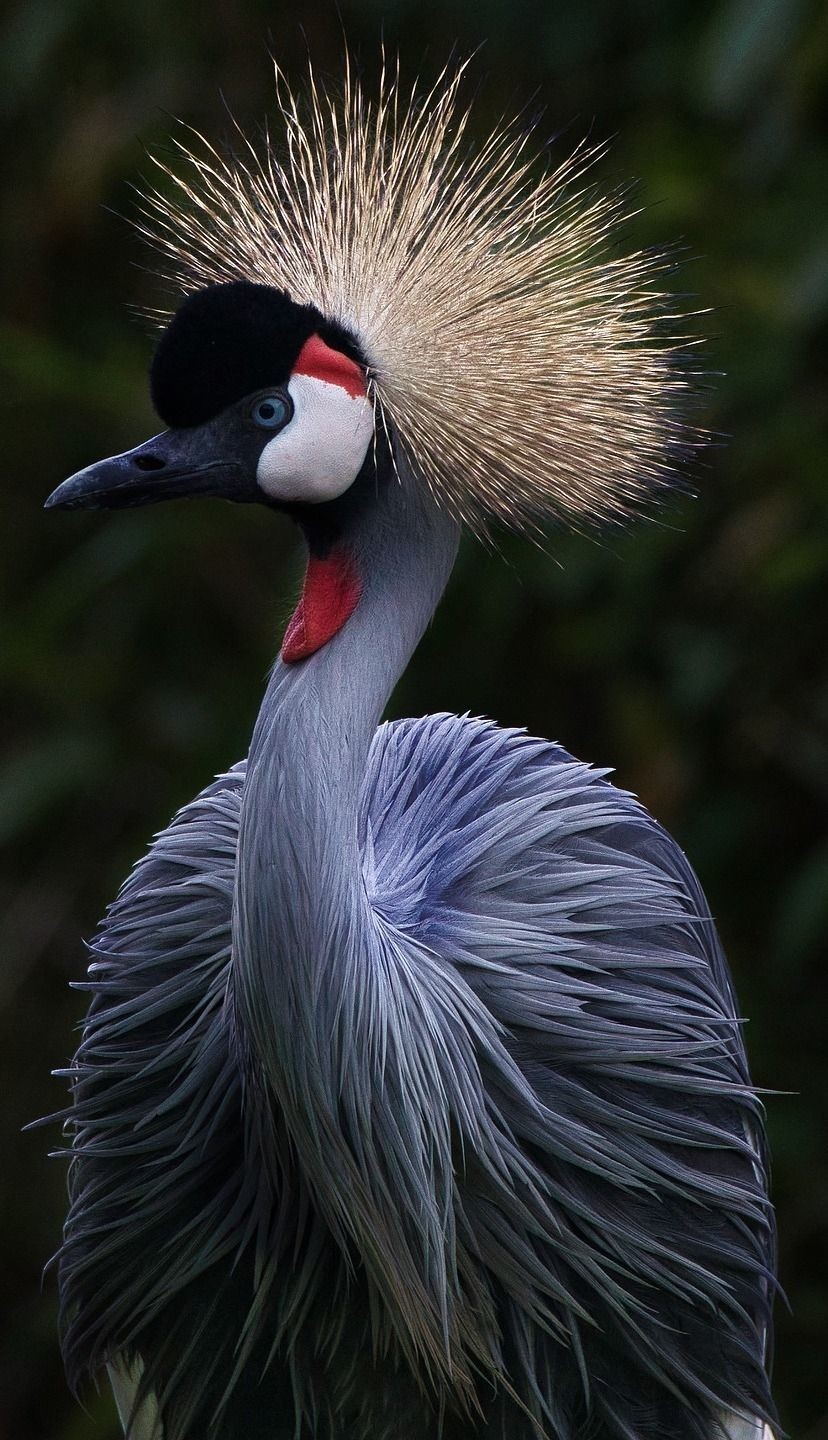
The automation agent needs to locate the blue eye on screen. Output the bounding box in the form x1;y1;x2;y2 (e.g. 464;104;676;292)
250;394;291;430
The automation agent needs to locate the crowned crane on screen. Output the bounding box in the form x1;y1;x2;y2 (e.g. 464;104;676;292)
45;61;776;1440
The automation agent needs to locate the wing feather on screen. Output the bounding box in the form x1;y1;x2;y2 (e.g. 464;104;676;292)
363;714;776;1440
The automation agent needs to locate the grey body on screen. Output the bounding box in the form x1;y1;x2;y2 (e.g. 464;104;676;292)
59;478;775;1440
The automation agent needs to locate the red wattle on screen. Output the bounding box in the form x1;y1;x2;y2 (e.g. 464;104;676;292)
281;549;361;663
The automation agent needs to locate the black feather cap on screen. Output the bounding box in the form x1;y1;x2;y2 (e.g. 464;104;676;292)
150;281;365;428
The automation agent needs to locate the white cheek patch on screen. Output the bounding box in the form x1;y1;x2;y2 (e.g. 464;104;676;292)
256;374;374;504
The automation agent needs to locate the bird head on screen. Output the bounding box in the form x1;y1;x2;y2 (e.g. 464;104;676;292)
46;60;700;658
45;280;376;516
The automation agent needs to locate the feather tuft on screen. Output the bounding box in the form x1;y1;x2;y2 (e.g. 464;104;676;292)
137;56;702;537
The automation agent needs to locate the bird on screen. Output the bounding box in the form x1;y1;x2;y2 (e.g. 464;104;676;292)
44;58;777;1440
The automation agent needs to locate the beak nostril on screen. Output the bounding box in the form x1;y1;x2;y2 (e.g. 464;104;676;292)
133;453;166;472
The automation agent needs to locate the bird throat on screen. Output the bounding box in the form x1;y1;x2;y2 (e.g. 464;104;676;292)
281;546;361;663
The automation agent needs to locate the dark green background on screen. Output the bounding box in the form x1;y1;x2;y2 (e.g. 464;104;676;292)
2;2;826;1437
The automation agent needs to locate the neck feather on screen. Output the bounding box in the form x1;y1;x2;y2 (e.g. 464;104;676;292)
231;475;492;1389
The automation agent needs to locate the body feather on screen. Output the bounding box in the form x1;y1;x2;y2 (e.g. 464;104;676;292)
60;716;775;1440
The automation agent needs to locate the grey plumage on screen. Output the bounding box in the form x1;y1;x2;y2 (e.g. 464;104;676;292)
56;476;776;1440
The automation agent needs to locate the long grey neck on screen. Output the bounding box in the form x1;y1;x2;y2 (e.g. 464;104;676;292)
232;473;459;1039
231;474;462;1327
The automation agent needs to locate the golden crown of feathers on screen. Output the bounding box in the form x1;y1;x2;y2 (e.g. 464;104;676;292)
140;57;699;537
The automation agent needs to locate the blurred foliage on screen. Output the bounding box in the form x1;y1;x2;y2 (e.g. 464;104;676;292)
1;1;826;1437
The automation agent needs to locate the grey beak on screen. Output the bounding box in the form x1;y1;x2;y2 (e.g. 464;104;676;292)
45;431;252;511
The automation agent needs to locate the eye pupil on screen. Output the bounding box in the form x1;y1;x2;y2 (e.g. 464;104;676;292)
259;403;275;419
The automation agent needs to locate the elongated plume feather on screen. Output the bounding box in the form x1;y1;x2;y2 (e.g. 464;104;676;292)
139;57;699;537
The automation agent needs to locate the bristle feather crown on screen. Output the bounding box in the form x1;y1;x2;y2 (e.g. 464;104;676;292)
140;58;699;536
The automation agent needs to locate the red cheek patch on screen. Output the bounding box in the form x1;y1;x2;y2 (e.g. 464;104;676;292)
281;547;361;663
292;334;367;399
